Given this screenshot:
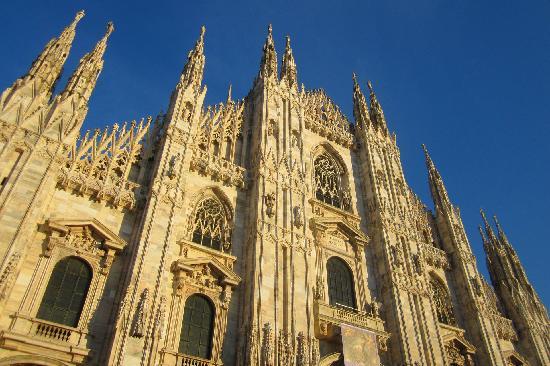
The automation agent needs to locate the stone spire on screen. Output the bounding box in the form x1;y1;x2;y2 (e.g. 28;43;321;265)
367;81;388;131
259;24;277;79
352;73;371;129
422;144;452;212
178;26;206;90
280;35;297;87
60;21;114;102
0;10;84;111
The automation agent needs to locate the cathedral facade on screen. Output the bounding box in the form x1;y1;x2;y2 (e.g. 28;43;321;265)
0;11;547;366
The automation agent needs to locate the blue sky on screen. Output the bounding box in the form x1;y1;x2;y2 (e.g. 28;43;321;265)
1;1;548;305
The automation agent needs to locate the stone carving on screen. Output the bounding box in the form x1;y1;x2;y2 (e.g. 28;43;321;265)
167;153;181;179
391;244;404;268
155;296;167;339
261;322;274;366
370;297;381;318
57;118;152;210
265;193;276;218
296;331;309;366
277;330;293;366
293;206;303;228
304;89;354;147
131;288;150;338
0;252;21;300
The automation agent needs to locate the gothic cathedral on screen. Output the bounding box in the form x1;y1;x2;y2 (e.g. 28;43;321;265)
0;11;547;366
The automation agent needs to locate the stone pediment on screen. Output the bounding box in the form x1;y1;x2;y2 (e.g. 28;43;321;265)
310;216;370;246
46;218;126;252
439;323;476;354
171;257;241;287
503;350;529;365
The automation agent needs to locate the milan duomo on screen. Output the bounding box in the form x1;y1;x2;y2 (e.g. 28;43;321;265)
0;11;547;366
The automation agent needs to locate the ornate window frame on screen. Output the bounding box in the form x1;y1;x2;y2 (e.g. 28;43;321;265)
429;274;457;326
2;218;125;363
159;257;240;365
310;144;353;213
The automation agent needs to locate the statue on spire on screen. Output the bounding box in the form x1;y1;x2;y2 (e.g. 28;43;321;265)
422;144;452;212
281;35;297;87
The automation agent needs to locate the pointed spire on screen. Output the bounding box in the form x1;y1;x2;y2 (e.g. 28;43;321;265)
259;24;277;79
178;26;206;89
367;81;388;131
423;144;452;211
281;35;297;87
493;215;510;244
1;10;85;109
480;209;498;243
61;21;114;102
352;73;371;129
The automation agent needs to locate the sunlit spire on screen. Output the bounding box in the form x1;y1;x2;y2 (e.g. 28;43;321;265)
352;73;371;129
281;35;297;87
259;24;277;79
179;26;206;89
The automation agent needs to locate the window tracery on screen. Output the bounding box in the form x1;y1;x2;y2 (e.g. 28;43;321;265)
191;196;231;252
314;153;350;211
430;276;456;326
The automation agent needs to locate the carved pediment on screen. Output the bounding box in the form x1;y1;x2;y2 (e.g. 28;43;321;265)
45;218;126;256
440;324;476;354
503;350;529;366
311;216;370;246
171;257;241;288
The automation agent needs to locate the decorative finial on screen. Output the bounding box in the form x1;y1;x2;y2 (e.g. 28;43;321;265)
75;10;85;22
352;72;358;83
227;84;232;102
367;80;374;93
480;208;490;228
200;25;206;40
285;35;291;48
268;24;273;36
105;21;115;37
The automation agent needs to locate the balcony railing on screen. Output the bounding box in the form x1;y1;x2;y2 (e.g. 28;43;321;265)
315;300;385;333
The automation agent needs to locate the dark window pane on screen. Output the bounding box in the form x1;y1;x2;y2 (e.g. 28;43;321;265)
179;294;214;359
327;257;356;309
37;257;92;327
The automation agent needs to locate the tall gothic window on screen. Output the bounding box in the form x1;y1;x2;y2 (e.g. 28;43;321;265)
37;257;92;327
192;196;231;252
314;153;350;211
327;257;356;309
179;294;214;359
430;277;456;326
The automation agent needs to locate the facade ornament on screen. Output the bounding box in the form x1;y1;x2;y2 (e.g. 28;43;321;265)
167;152;182;179
296;331;309;366
155;296;167;339
277;330;292;366
391;244;404;268
265;193;276;218
261;322;274;366
131;288;150;338
0;252;21;300
370;297;381;318
413;253;424;274
294;206;303;228
342;188;352;211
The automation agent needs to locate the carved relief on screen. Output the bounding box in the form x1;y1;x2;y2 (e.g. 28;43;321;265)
131;288;150;338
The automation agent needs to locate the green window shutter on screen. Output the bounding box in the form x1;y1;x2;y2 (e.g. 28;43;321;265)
179;294;214;359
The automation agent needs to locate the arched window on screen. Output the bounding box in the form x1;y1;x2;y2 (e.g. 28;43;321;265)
314;153;350;210
192;196;231;251
36;257;92;327
327;257;356;309
430;277;456;325
179;294;214;359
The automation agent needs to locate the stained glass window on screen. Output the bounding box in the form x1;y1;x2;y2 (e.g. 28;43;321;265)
37;257;92;327
192;197;230;251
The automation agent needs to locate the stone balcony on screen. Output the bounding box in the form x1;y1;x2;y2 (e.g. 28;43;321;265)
0;313;91;363
161;349;216;366
314;300;389;351
189;148;246;189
